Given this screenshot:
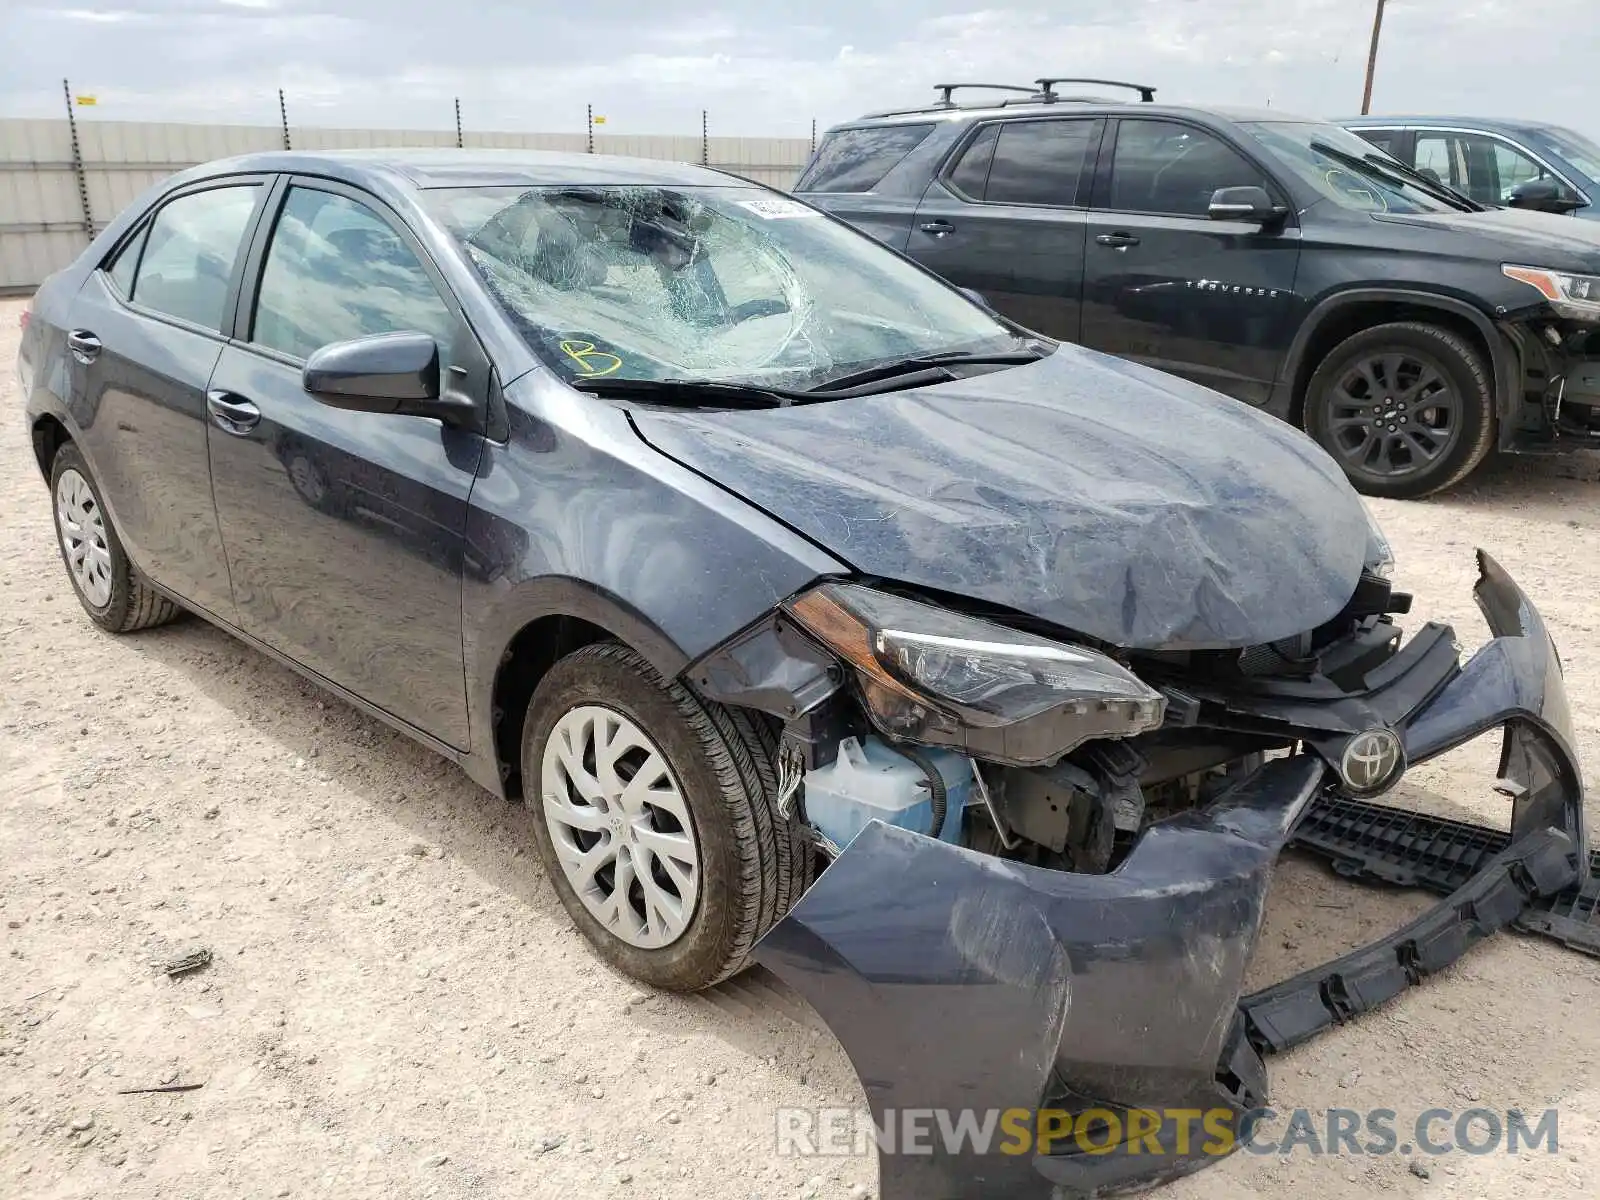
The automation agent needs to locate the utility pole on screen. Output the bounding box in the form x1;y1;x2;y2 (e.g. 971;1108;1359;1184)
1360;0;1387;116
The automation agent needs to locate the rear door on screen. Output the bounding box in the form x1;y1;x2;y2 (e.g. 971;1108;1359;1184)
1081;118;1300;406
206;177;489;747
64;179;268;620
904;116;1102;341
792;123;938;250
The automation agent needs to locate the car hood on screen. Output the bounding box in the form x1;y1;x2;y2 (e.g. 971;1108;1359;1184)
1374;206;1600;269
632;347;1371;650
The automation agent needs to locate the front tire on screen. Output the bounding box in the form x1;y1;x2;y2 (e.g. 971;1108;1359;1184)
49;443;180;633
522;642;813;991
1303;321;1495;499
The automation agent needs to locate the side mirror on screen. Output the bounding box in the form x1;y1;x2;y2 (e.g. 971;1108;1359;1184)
1208;186;1285;224
302;331;456;420
1507;178;1586;215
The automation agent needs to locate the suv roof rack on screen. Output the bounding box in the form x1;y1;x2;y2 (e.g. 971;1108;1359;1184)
1034;77;1157;103
929;82;1038;109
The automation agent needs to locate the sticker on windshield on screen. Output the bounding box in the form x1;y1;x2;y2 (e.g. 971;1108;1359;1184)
559;339;623;377
737;197;820;220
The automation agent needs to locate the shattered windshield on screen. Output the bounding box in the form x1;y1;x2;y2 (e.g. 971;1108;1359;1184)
425;184;1016;390
1243;121;1459;214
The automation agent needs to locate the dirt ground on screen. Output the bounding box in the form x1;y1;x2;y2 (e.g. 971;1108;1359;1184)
3;291;1599;1200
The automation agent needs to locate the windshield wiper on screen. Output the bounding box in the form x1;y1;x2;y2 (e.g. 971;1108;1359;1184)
1307;141;1480;212
570;376;805;409
808;347;1049;395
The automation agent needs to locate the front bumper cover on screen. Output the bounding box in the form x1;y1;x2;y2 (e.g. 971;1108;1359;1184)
754;553;1587;1199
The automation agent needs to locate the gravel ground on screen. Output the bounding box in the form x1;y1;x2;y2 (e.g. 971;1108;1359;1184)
3;292;1599;1199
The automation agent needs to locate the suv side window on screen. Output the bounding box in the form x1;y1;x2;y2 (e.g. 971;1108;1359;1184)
795;124;935;193
981;119;1097;206
946;124;1000;200
1355;130;1403;158
1108;120;1267;217
251;186;457;364
1413;134;1467;192
128;185;261;329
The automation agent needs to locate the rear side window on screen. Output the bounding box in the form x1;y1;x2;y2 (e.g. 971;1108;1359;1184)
946;124;1000;199
105;225;148;297
250;186;457;363
983;119;1098;206
1354;130;1403;158
796;124;934;193
130;186;260;329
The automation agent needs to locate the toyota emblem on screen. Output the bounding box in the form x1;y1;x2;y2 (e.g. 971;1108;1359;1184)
1338;728;1404;795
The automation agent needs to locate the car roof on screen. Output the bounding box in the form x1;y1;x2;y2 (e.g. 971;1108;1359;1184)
1338;115;1556;134
841;99;1310;129
182;148;746;190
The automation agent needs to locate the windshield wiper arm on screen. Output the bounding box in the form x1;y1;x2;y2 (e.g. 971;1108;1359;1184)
1307;141;1479;211
809;348;1047;394
570;377;806;409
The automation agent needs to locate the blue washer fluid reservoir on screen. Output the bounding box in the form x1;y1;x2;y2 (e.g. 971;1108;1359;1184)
801;735;976;849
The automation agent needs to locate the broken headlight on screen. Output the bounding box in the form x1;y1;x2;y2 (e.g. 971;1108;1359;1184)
1503;265;1600;322
784;582;1165;766
1362;500;1395;578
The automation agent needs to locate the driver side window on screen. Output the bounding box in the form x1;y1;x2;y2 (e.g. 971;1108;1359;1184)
1108;121;1268;217
251;187;457;365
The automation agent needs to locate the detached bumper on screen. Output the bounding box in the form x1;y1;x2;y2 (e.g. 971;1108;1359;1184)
754;553;1587;1199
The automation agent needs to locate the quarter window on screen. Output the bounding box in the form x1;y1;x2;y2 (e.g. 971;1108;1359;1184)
795;124;935;193
105;224;148;298
946;124;1000;199
1108;121;1267;217
251;187;457;363
983;120;1097;206
128;185;260;329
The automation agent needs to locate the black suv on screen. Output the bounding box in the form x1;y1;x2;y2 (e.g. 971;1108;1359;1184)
796;79;1600;497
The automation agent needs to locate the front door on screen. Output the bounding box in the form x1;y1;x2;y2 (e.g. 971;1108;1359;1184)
207;179;486;747
905;117;1102;341
1081;118;1301;407
66;181;267;619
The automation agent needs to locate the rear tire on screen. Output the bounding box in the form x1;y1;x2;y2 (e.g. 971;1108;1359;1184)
1303;321;1495;499
49;443;181;633
522;641;813;991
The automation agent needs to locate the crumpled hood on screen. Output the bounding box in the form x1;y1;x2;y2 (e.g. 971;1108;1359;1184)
633;347;1371;650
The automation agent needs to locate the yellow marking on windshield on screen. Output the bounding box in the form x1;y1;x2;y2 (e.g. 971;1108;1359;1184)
560;340;623;377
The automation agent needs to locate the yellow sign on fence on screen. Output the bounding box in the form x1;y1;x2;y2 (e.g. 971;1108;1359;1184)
591;115;606;125
74;95;98;107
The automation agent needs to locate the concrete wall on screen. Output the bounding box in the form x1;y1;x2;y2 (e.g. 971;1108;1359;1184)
0;118;814;293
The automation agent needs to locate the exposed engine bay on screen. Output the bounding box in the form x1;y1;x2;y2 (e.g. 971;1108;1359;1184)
689;552;1594;1200
701;557;1419;876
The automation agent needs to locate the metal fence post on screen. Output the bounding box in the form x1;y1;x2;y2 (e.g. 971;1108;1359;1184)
62;79;95;243
455;97;463;148
587;104;594;154
810;119;817;155
701;110;708;166
278;89;292;150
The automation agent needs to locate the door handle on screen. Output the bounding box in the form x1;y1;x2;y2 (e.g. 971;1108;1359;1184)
919;220;955;237
206;389;261;435
1095;232;1141;249
67;329;101;364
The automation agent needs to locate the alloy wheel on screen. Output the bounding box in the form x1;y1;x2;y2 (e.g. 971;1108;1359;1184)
1323;351;1462;479
539;705;701;949
54;468;113;609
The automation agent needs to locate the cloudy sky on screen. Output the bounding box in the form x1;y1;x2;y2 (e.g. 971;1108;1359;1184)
2;0;1595;140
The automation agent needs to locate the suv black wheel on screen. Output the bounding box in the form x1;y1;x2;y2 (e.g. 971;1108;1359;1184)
521;642;814;991
49;443;181;633
1304;321;1495;499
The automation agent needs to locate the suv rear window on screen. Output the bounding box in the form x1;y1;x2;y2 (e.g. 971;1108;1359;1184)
796;124;934;193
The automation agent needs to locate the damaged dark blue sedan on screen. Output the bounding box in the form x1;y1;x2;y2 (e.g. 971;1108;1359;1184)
17;150;1593;1198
